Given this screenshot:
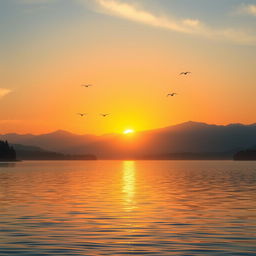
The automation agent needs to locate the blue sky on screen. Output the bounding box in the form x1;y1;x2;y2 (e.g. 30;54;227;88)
1;0;256;47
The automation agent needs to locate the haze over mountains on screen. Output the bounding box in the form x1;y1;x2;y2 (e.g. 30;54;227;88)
1;121;256;159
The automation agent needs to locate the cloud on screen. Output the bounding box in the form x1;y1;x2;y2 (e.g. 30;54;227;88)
238;4;256;16
183;19;200;27
0;89;12;98
93;0;256;45
15;0;256;45
95;0;202;34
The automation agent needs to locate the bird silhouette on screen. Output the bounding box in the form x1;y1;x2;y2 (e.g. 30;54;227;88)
180;72;191;75
100;113;110;117
81;84;93;87
167;93;177;97
77;113;87;117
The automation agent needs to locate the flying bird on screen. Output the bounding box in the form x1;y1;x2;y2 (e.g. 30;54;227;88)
180;72;191;75
77;113;87;117
81;84;93;87
167;93;177;97
100;113;110;117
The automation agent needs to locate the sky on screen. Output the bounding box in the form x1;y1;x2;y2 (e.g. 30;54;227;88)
0;0;256;135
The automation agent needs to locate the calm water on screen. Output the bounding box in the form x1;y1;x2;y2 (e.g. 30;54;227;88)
0;160;255;255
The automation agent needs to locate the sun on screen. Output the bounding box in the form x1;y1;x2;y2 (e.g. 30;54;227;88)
123;129;135;135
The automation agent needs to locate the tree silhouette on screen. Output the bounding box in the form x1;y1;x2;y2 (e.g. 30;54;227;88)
0;140;16;161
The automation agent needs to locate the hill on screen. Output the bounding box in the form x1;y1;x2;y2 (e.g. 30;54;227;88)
2;130;98;154
2;121;256;159
13;144;96;160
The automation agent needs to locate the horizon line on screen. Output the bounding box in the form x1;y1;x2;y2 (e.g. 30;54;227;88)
1;120;256;137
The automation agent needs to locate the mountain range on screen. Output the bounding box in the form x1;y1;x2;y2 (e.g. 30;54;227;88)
1;121;256;159
12;144;96;160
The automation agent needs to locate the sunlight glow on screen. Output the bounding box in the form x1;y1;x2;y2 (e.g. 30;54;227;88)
122;161;136;211
123;129;135;134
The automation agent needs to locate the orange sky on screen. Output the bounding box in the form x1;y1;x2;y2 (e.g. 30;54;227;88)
0;0;255;135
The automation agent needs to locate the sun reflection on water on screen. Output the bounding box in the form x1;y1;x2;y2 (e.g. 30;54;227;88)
122;161;136;211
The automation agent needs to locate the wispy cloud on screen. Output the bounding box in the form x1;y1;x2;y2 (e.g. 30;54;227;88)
93;0;256;45
95;0;202;34
237;4;256;16
0;89;12;98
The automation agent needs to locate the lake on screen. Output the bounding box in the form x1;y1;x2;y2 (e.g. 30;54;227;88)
0;160;255;255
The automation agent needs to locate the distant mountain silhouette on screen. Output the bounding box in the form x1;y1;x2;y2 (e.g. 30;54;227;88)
2;121;256;159
3;130;98;153
13;144;96;160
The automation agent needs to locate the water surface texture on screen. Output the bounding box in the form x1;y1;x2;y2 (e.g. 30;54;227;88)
0;160;255;255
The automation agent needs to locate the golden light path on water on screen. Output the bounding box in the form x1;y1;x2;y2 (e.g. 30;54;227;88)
122;161;136;211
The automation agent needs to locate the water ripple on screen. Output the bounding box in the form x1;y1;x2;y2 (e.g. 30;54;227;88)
0;160;255;255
